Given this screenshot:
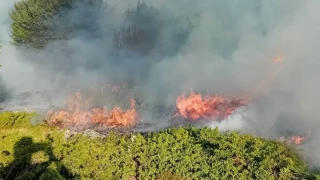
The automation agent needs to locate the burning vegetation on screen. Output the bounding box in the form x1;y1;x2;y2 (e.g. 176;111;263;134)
44;88;311;147
41;55;308;146
280;135;308;145
279;130;311;145
175;91;248;120
174;56;284;121
46;91;137;130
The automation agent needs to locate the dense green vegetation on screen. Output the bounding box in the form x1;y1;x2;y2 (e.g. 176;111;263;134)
10;0;199;54
9;0;103;48
0;112;319;179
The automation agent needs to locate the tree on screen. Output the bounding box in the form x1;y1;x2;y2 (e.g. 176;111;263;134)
112;1;161;56
112;1;201;57
9;0;103;49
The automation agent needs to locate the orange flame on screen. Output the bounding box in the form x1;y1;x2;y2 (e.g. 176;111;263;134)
47;91;137;129
279;135;307;145
176;91;248;120
176;56;284;121
279;130;311;145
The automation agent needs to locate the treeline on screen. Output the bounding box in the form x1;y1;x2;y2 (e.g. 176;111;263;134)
7;0;201;87
0;112;320;179
9;0;200;55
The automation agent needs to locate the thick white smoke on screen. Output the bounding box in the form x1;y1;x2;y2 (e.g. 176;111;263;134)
1;0;320;166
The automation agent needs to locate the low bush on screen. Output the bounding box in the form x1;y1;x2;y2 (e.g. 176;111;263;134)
0;111;36;127
0;111;319;179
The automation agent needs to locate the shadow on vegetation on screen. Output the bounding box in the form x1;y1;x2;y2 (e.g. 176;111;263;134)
0;136;77;180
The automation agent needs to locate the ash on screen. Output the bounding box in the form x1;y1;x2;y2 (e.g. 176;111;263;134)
64;129;107;139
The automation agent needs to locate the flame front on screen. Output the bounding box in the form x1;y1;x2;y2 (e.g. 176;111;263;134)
176;91;248;120
47;91;137;129
175;56;284;121
279;135;307;145
42;55;311;146
279;130;311;145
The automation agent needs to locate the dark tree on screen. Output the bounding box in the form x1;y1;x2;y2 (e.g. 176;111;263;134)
112;1;161;56
9;0;103;49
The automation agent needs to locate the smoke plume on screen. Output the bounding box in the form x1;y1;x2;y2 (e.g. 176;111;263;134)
1;0;320;166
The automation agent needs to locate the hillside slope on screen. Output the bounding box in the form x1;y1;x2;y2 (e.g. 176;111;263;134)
0;112;319;180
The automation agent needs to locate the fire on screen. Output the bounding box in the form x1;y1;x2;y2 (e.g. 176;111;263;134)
279;135;307;145
175;56;284;121
176;91;248;120
279;130;311;145
47;91;137;129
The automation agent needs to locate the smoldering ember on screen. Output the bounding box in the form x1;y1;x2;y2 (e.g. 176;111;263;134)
0;0;320;179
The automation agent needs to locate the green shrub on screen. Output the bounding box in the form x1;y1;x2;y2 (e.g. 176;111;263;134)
0;111;36;127
9;0;103;49
0;111;318;179
157;171;189;180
